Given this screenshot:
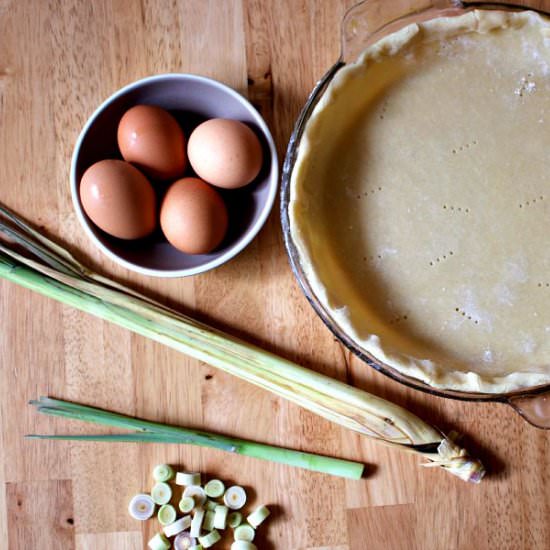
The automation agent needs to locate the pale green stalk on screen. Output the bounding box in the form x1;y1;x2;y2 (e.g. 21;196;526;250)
27;397;364;479
0;247;433;444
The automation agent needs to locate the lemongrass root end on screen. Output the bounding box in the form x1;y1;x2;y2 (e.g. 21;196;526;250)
422;434;486;483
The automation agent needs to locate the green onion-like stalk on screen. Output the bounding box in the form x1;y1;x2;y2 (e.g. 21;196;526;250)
0;203;484;483
27;397;364;479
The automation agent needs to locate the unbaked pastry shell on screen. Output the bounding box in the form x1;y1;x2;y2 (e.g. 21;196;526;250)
290;10;550;393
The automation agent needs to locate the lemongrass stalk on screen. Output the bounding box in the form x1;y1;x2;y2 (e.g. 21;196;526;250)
0;209;485;482
26;398;364;479
1;249;434;444
0;241;469;448
27;433;194;443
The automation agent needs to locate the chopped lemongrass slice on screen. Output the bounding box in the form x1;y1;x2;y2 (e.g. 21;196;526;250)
173;532;197;550
153;464;175;482
164;515;192;537
204;479;225;498
202;510;215;532
157;504;177;526
198;529;221;548
190;508;205;538
205;499;218;511
227;512;242;528
179;496;196;514
234;524;255;542
176;472;201;486
151;482;172;505
231;541;257;550
224;486;246;510
213;505;228;530
148;533;171;550
189;546;203;550
246;505;270;528
128;493;155;521
183;485;207;506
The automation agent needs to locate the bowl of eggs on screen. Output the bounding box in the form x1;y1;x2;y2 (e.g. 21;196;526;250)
70;73;278;277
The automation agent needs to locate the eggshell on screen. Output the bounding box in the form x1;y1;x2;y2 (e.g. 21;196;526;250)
117;105;186;180
79;159;156;239
187;119;263;189
160;177;228;255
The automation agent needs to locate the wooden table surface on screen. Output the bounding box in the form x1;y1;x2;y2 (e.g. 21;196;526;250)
2;1;550;549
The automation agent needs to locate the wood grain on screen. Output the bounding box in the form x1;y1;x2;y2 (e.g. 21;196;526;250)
347;504;416;550
6;480;74;547
75;531;142;550
1;0;550;549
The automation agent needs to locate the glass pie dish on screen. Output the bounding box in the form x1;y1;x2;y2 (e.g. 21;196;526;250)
281;0;550;428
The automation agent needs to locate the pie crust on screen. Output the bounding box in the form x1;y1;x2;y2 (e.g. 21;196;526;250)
290;10;550;393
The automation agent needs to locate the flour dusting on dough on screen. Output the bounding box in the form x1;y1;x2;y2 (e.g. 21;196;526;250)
504;256;529;284
493;282;516;306
515;76;537;96
519;334;537;354
521;36;550;74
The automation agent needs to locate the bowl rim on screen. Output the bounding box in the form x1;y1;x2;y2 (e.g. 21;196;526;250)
70;72;279;278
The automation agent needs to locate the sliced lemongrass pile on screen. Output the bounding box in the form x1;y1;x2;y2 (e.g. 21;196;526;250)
130;463;273;548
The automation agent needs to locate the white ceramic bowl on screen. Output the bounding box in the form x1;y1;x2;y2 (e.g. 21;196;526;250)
70;73;278;277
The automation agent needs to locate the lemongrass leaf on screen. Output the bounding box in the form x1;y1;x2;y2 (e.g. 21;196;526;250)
0;203;88;274
28;398;365;479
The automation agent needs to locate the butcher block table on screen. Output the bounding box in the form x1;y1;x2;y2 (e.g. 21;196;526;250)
2;0;550;548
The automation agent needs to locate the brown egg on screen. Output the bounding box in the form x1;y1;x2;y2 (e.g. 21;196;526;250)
79;159;156;239
117;105;186;180
160;177;228;255
187;119;263;189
